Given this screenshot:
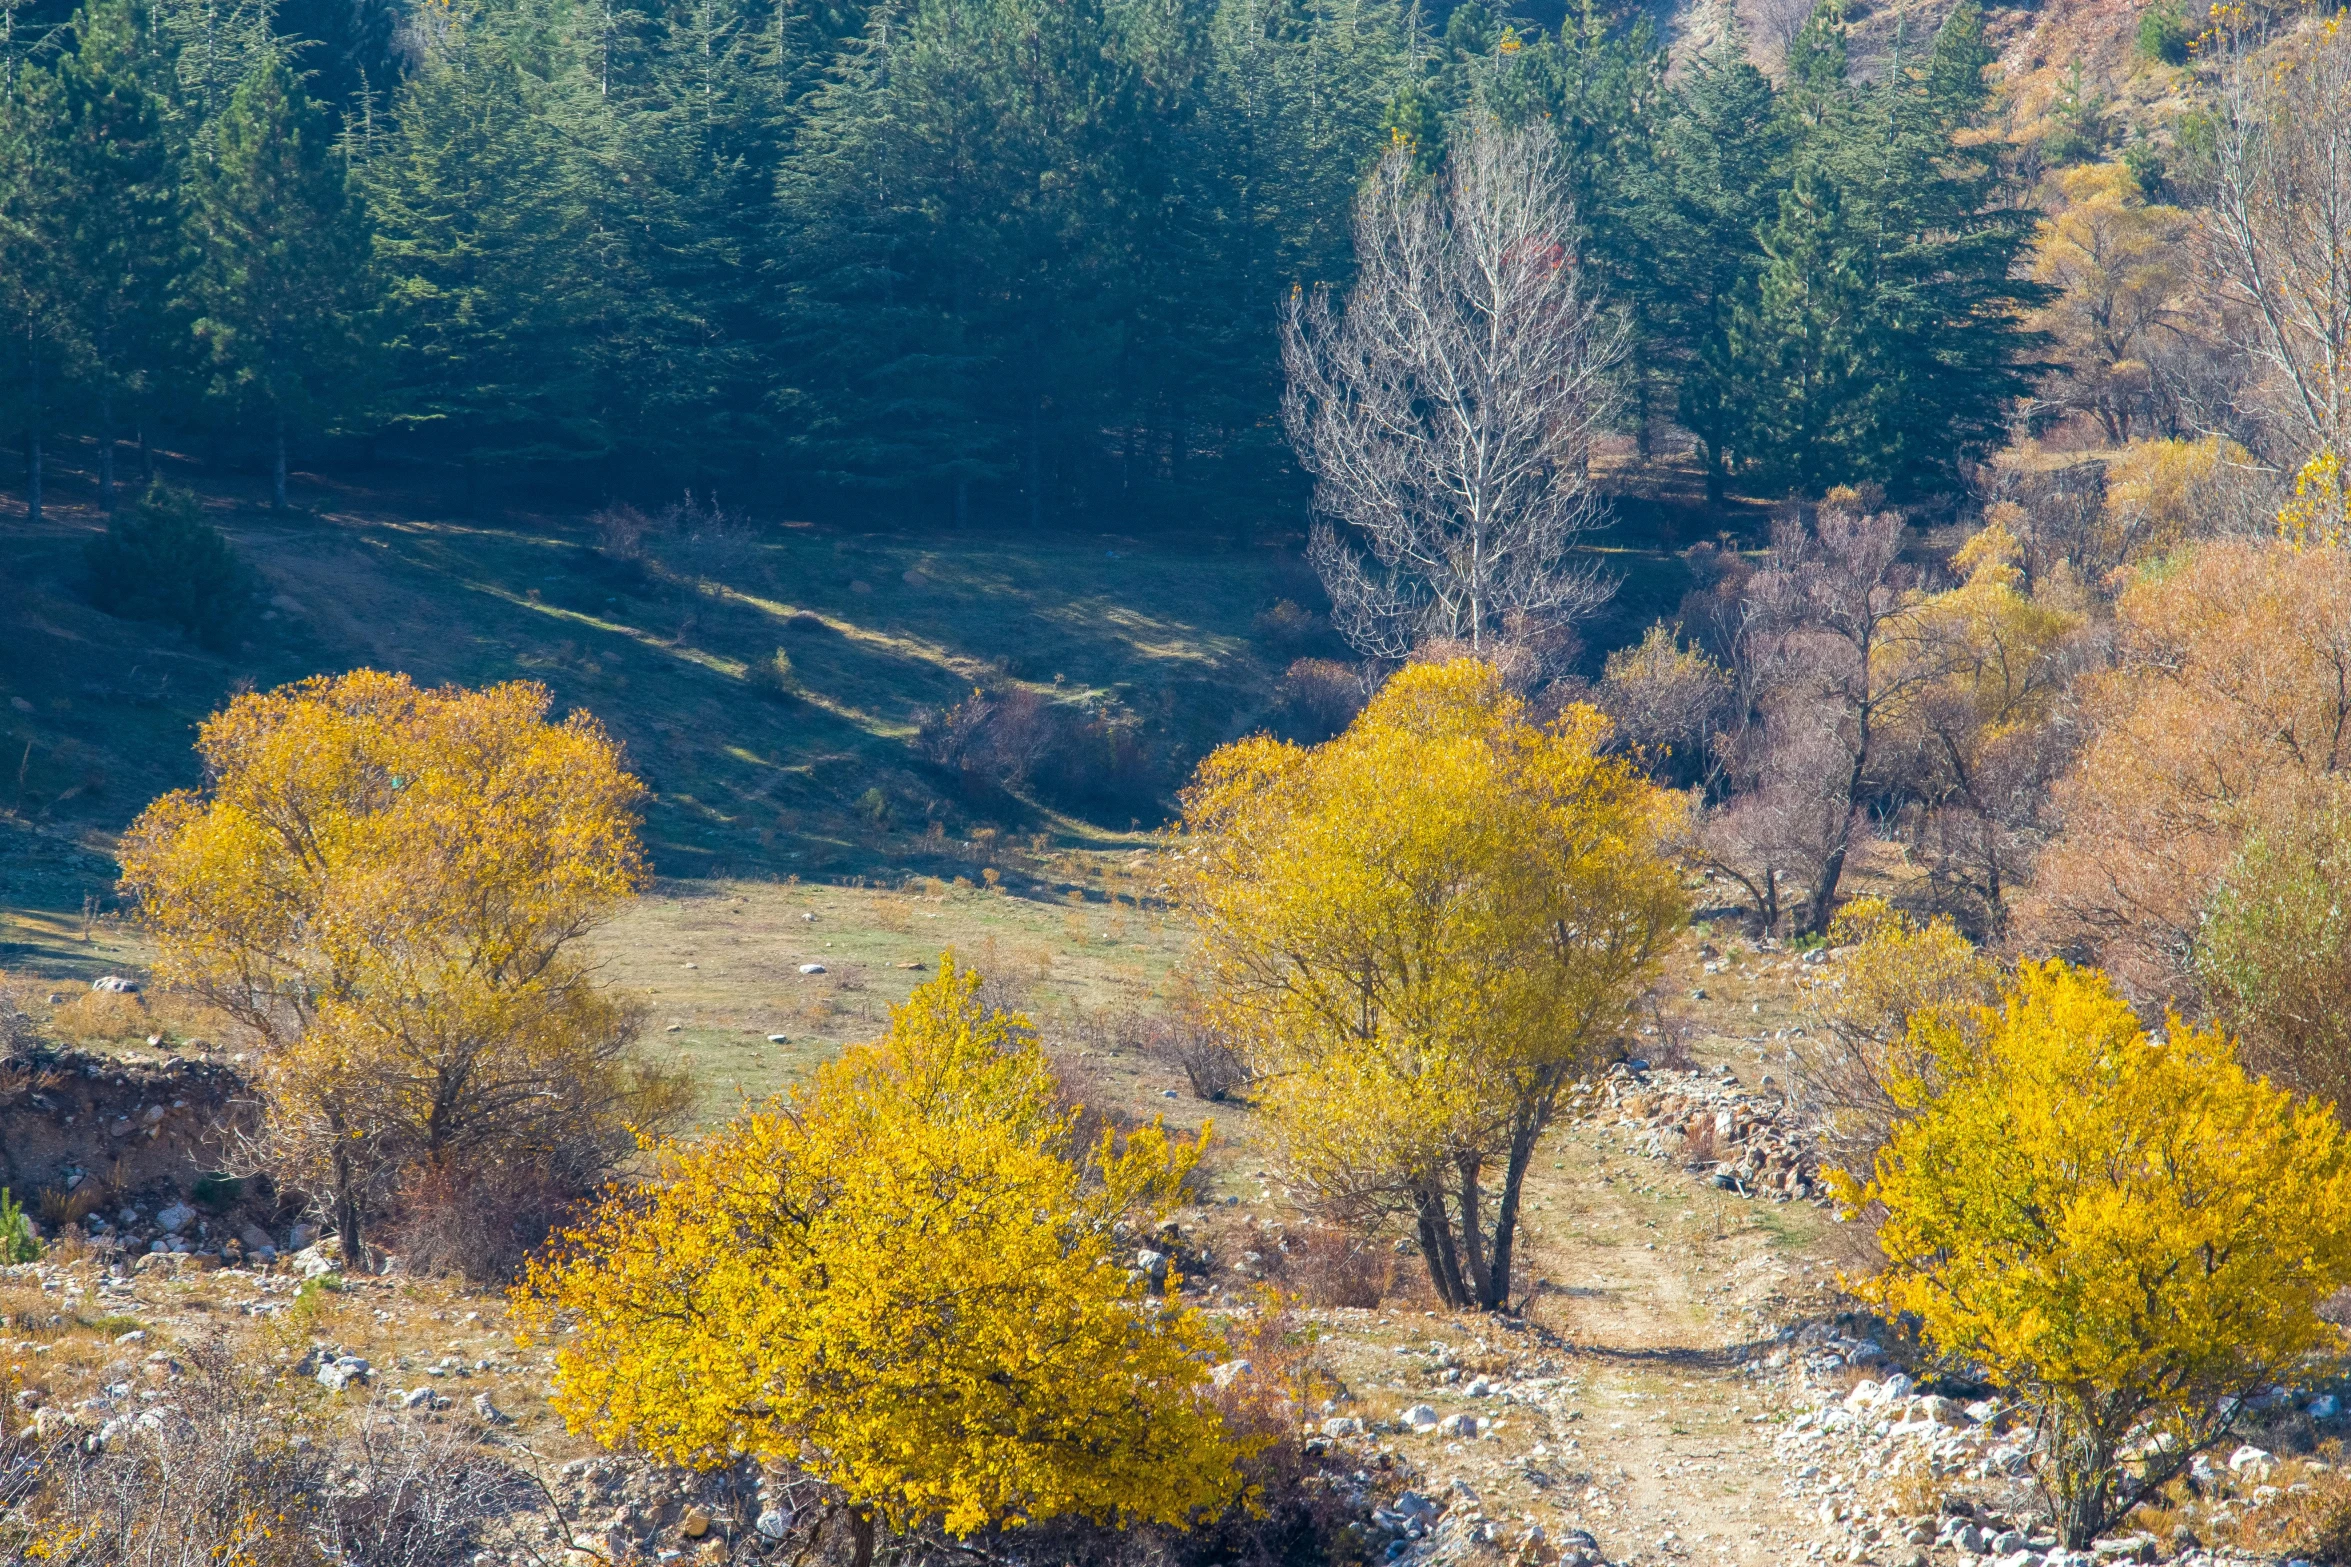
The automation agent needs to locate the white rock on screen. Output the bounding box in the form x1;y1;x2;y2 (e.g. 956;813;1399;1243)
798;963;827;975
756;1509;790;1540
1464;1377;1492;1397
1210;1359;1252;1389
113;1329;145;1346
1321;1416;1364;1437
91;976;139;993
2312;1394;2341;1420
2229;1444;2275;1479
1401;1404;1441;1433
155;1203;196;1235
398;1387;434;1410
1436;1411;1481;1437
766;1034;790;1044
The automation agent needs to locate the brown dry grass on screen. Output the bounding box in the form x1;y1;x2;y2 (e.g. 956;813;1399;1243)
48;990;150;1042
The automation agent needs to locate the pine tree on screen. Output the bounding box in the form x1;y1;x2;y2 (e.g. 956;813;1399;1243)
35;0;183;509
187;47;373;507
1715;0;2041;495
364;0;615;488
1647;4;1784;502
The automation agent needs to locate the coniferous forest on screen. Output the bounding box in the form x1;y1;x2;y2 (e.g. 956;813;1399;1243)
0;0;2041;526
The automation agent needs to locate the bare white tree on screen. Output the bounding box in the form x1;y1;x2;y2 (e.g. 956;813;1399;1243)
2203;16;2351;467
1282;123;1626;669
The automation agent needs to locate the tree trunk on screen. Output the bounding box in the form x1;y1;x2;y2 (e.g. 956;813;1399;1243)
849;1508;876;1567
25;328;40;525
1454;1158;1492;1304
1414;1188;1469;1307
332;1138;366;1270
1804;745;1871;936
97;321;115;511
272;407;288;509
1481;1104;1551;1310
1025;394;1042;530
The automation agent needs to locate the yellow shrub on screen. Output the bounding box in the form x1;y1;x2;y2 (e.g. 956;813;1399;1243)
1841;961;2351;1547
518;959;1247;1561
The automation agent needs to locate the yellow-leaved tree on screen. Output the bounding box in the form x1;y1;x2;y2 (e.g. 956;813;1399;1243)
119;671;683;1270
1176;658;1686;1311
1793;896;1998;1179
1839;961;2351;1547
518;959;1248;1566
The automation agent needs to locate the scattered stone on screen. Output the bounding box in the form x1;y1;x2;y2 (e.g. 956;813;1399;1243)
91;976;139;993
1437;1411;1481;1437
1401;1404;1441;1433
155;1202;195;1235
766;1034;789;1044
798;964;827;975
1320;1416;1364;1438
680;1507;712;1539
316;1356;370;1393
1210;1359;1252;1389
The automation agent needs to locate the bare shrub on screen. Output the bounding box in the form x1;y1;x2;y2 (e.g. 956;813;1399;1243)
915;686;1162;813
1266;1225;1398;1309
1251;599;1322;653
4;1337;524;1565
1595;622;1732;788
1150;1017;1252;1103
1681;1116;1719;1164
653;491;758;583
590;501;649;560
386;1159;585;1283
1271;658;1368;743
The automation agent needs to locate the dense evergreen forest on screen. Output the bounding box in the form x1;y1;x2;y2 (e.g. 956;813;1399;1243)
0;0;2040;526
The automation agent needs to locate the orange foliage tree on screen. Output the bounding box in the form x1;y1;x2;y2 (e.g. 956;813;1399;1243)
2021;539;2351;1001
119;671;682;1266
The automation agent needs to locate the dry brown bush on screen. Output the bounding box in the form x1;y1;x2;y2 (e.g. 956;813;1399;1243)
0;1336;523;1566
1263;1225;1401;1309
1272;658;1368;742
48;990;149;1042
386;1160;588;1283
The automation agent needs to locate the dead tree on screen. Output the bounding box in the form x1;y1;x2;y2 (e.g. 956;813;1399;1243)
1282;123;1625;673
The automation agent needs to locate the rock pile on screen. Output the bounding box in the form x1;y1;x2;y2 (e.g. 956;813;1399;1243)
1573;1061;1829;1203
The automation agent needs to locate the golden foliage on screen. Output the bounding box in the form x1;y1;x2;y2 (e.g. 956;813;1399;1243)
1175;659;1686;1310
118;671;680;1264
518;959;1247;1549
2280;450;2351;548
1840;960;2351;1546
2028;163;2191;447
2021;539;2351;1000
1795;897;1998;1175
2100;435;2264;570
1875;520;2085;926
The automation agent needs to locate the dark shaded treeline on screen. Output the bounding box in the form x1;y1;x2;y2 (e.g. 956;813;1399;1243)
0;0;2039;528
